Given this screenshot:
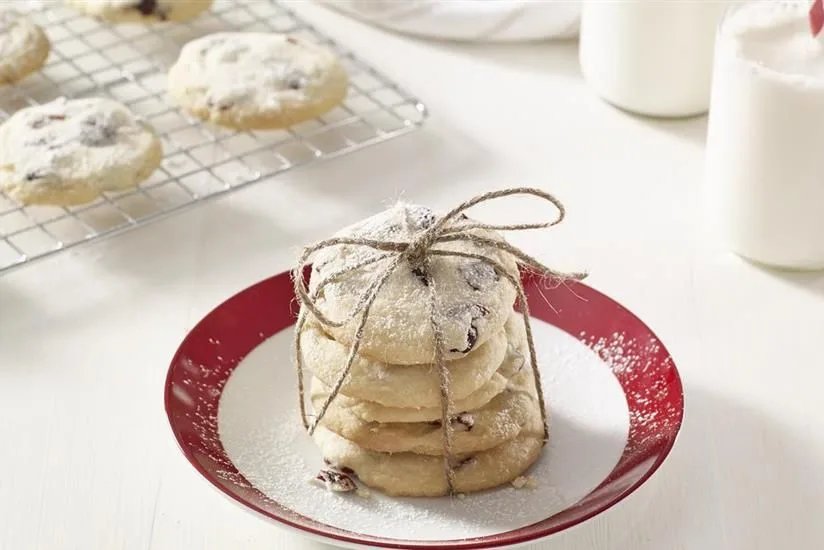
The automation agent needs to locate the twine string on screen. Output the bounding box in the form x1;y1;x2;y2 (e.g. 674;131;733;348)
425;260;456;490
291;188;586;494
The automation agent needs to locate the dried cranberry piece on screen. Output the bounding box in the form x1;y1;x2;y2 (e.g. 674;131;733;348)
454;413;474;431
449;304;489;354
30;114;67;129
132;0;167;20
459;261;499;291
322;459;355;476
316;469;357;492
411;265;430;286
428;413;474;431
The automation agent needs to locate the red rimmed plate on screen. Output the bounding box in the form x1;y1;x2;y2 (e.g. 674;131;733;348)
165;270;683;549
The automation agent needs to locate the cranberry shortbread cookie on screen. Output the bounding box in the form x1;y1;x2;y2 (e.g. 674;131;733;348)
309;202;520;365
313;406;545;497
0;97;162;206
312;372;509;424
0;11;50;86
302;316;509;409
167;32;348;130
65;0;213;23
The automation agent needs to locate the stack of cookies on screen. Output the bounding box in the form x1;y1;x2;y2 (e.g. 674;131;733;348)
299;202;546;497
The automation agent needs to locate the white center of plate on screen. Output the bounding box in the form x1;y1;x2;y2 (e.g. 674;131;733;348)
218;319;629;541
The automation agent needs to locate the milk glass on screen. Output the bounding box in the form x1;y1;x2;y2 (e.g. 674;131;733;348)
704;0;824;269
579;0;728;117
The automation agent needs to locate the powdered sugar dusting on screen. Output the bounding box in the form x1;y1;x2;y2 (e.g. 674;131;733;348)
173;355;245;487
217;320;630;540
579;331;662;374
578;330;680;463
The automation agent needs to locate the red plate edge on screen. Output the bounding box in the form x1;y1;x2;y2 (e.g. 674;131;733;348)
164;269;685;550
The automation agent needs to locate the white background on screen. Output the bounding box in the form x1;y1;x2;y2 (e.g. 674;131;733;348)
2;2;824;549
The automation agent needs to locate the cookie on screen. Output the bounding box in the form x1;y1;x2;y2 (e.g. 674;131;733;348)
65;0;213;23
309;202;519;365
313;367;539;456
301;314;512;409
0;11;50;86
312;372;508;424
312;326;528;423
313;409;545;497
0;97;162;206
167;32;348;130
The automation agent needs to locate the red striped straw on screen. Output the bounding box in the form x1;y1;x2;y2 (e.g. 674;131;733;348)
811;0;824;37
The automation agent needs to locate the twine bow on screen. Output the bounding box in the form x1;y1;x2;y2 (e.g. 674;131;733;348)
292;188;587;494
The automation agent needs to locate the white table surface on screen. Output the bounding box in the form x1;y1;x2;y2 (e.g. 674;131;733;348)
2;2;824;550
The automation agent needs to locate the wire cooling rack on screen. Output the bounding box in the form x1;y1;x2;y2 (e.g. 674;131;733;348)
0;0;427;274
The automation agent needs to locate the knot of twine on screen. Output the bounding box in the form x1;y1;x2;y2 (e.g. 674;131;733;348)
292;187;587;494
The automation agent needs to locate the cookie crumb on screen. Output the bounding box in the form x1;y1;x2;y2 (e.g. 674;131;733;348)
511;475;538;489
356;487;371;498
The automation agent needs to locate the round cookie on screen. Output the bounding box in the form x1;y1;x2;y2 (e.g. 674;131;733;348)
312;372;508;424
308;202;520;365
65;0;213;23
167;32;348;130
312;327;527;423
301;315;510;408
313;368;538;456
0;97;162;206
313;408;545;497
0;11;50;86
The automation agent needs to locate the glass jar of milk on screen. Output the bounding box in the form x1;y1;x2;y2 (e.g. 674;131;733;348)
704;0;824;270
579;0;729;117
